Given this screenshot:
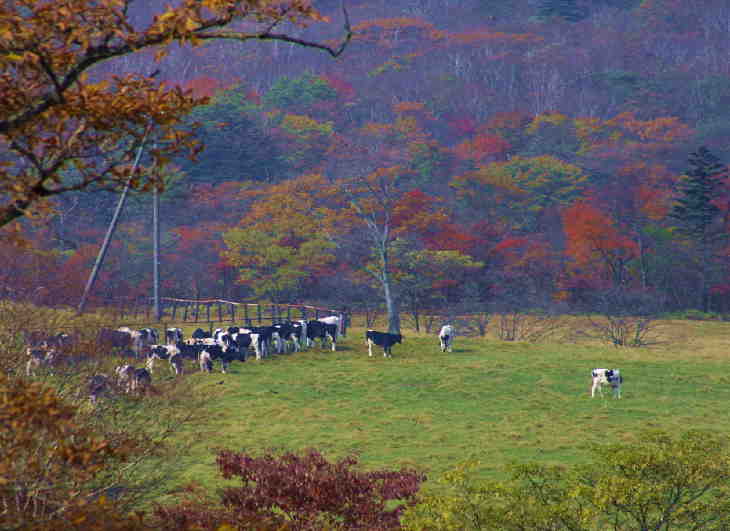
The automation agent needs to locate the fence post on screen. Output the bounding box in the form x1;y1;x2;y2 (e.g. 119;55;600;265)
217;302;222;323
257;304;262;324
244;304;249;326
230;303;235;323
206;303;211;322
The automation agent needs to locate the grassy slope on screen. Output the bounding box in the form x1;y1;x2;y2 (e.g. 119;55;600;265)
159;319;730;497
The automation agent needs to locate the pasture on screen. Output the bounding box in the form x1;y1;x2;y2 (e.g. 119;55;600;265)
157;318;730;500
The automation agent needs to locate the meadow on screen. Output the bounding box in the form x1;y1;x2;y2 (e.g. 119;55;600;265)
158;317;730;499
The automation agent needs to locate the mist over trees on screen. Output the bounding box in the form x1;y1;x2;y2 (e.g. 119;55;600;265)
3;0;730;319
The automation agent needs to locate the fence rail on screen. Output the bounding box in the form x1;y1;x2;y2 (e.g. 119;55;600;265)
83;297;348;336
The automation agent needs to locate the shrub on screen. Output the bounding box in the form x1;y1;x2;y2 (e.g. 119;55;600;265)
153;449;426;530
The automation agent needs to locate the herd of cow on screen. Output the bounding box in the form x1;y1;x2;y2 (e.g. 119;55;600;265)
22;320;623;402
22;316;343;402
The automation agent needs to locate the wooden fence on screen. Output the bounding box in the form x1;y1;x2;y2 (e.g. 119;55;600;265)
103;297;348;336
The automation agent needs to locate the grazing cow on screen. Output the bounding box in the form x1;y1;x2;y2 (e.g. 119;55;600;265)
88;374;109;404
147;344;172;372
591;368;623;399
318;315;344;338
201;344;244;373
165;328;183;345
366;330;403;358
115;364;136;393
274;322;304;353
117;327;157;357
439;325;455;353
191;328;212;342
199;350;213;373
25;347;56;377
169;351;184;376
98;328;133;352
133;367;152;393
306;320;337;351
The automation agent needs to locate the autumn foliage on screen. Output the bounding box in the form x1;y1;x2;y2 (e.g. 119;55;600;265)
153;449;425;530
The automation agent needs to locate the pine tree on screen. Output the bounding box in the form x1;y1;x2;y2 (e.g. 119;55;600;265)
669;146;728;312
537;0;589;22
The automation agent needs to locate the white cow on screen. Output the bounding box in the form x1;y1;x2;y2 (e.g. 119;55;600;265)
591;368;622;399
439;325;455;353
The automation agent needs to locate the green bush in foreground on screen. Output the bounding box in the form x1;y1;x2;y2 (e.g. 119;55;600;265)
402;430;730;530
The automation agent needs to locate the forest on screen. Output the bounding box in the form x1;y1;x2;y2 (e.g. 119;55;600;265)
2;0;730;318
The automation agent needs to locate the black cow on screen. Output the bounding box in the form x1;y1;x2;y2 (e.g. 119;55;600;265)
365;330;403;357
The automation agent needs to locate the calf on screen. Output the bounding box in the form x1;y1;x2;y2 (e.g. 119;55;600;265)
439;325;455;353
366;330;403;358
591;368;623;399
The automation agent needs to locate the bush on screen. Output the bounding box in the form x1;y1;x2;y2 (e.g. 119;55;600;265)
402;430;730;530
153;449;426;530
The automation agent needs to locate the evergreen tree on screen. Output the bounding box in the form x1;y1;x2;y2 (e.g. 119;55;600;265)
537;0;588;22
669;146;728;312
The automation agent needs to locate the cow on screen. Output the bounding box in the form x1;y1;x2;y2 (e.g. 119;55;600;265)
88;373;110;405
165;327;183;345
274;322;304;353
591;368;623;399
25;346;56;377
200;344;244;373
439;325;455;353
191;328;212;342
97;328;133;353
199;349;213;373
115;364;137;393
318;315;344;338
133;367;152;394
366;330;403;358
117;327;157;358
306;320;337;351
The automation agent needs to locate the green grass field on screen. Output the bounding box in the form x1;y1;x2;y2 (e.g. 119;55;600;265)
156;318;730;498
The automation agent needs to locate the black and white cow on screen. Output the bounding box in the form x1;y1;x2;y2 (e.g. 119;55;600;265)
201;343;245;373
199;349;213;372
366;330;403;358
25;346;56;376
191;328;212;342
88;373;110;404
439;325;455;353
272;322;299;353
318;315;343;339
306;320;337;351
591;368;623;399
165;327;183;345
117;327;157;357
133;367;152;393
115;364;137;393
97;328;133;353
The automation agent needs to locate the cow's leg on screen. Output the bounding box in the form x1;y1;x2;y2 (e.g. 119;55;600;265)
221;360;228;374
368;339;374;357
331;338;336;352
591;378;599;397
